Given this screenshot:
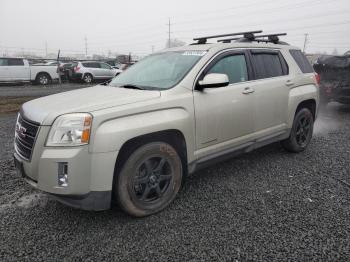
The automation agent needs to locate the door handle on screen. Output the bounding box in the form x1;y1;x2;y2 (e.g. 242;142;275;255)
285;80;294;86
242;87;255;94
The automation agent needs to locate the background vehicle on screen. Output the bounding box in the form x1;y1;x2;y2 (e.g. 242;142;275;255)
314;54;350;104
57;62;74;81
69;61;122;83
14;31;319;217
0;57;59;85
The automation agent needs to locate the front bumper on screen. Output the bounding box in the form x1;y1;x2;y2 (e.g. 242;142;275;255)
50;191;112;211
14;143;118;211
14;152;112;211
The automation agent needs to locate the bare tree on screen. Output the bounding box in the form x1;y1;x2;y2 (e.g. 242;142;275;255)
165;38;186;48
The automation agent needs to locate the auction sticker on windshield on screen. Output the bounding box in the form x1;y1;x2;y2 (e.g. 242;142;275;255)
182;51;207;56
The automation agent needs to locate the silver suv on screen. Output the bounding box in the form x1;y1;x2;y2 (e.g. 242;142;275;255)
69;61;122;83
14;31;319;217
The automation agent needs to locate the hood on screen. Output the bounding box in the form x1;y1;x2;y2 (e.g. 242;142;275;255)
21;85;161;125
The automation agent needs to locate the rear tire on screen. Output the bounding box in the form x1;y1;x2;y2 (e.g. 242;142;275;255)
35;73;51;85
82;73;93;84
281;108;314;153
114;142;183;217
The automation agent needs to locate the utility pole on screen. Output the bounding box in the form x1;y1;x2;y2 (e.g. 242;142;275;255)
303;33;309;54
151;45;155;53
84;36;88;57
57;49;61;85
45;41;48;57
167;18;171;48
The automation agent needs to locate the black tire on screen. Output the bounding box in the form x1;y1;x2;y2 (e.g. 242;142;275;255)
82;73;93;84
35;73;51;85
281;108;314;153
114;142;183;217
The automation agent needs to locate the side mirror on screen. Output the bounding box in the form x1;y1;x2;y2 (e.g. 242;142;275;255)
196;73;229;90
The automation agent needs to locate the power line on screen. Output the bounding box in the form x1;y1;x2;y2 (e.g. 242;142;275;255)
173;0;329;26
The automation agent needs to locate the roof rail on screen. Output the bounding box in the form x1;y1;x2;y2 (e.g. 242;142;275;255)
193;30;263;44
218;33;288;45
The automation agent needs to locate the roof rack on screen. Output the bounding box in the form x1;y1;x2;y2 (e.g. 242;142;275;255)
218;33;288;45
254;33;287;44
193;30;263;44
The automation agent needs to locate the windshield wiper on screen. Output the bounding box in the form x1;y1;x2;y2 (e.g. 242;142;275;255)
118;84;145;90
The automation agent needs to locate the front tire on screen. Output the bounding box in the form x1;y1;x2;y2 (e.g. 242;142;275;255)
115;142;183;217
281;108;314;152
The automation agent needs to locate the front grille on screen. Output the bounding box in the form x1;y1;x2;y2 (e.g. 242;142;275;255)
15;114;40;161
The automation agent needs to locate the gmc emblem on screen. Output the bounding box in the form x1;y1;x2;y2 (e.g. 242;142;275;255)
16;123;27;138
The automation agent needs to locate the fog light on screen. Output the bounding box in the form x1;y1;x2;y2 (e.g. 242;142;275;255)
58;162;68;187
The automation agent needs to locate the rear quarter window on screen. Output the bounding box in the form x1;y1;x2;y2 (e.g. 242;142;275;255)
250;51;288;79
289;50;314;73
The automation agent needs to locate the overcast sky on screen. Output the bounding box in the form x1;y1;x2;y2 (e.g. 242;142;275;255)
0;0;349;57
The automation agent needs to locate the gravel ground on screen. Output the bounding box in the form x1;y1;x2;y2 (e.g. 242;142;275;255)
0;102;350;261
0;82;93;97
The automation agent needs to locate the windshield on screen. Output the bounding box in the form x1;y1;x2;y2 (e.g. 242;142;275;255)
109;51;206;90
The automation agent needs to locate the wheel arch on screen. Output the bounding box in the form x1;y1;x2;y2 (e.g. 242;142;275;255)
295;99;316;120
35;71;52;80
112;129;188;196
83;72;94;80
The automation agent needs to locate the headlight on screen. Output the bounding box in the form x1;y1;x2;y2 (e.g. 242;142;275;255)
46;113;92;146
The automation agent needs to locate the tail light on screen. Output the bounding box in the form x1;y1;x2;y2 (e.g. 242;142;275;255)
314;73;320;86
74;66;80;72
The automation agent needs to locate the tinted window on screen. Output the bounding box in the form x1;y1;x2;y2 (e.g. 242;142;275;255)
289;50;314;73
100;63;111;69
82;62;100;68
90;63;100;68
207;54;248;84
0;58;8;66
8;59;24;66
251;52;286;79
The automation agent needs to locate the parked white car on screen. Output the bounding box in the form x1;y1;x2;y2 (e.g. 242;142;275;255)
69;61;123;83
0;57;59;85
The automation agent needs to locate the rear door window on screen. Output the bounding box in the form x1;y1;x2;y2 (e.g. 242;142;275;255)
90;63;101;68
207;54;248;84
250;51;288;79
289;50;314;73
8;58;24;66
82;62;100;68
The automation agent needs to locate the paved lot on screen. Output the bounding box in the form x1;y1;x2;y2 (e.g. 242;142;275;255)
0;102;349;261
